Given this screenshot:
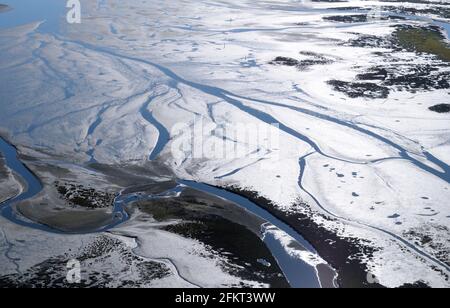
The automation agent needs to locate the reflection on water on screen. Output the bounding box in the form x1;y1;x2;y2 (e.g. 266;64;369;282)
0;0;65;32
435;21;450;40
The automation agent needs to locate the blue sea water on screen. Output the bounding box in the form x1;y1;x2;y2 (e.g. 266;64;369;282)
0;0;66;32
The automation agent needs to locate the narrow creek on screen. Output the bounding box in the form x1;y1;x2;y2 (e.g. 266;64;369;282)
0;136;336;287
4;0;447;288
0;1;337;288
179;180;337;288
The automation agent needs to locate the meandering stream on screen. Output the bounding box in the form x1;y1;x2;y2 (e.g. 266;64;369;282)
0;136;335;288
1;0;449;287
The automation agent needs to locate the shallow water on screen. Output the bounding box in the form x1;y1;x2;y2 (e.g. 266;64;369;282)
0;0;65;32
435;20;450;39
179;180;334;288
0;134;336;287
0;137;188;234
0;135;332;288
0;136;129;233
263;231;321;288
0;137;47;231
1;0;448;287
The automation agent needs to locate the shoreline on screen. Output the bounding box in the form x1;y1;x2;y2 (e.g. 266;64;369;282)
224;187;436;288
0;137;291;287
224;186;383;288
126;188;291;288
0;134;435;288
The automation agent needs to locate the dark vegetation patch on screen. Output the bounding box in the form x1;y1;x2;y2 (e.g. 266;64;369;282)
226;187;436;288
356;65;450;92
383;0;450;5
346;25;450;62
331;25;450;98
394;25;450;62
327;80;390;99
399;281;432;288
429;103;450;113
324;14;368;23
55;181;115;209
0;236;171;288
382;5;450;19
270;51;334;70
136;197;289;288
333;7;363;11
225;187;382;288
323;14;405;23
270;56;299;67
344;34;397;49
312;0;348;2
404;225;450;267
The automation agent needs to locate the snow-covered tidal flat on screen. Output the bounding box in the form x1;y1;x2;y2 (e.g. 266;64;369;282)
0;0;449;288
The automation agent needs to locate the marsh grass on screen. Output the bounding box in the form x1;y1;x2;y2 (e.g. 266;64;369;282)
395;26;450;62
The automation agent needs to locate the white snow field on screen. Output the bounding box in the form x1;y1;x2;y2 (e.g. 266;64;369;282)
0;0;449;287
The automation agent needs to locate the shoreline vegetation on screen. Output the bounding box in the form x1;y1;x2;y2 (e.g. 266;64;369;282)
0;114;441;288
394;25;450;62
225;187;433;289
0;0;448;289
0;138;290;287
130;188;291;288
224;186;382;289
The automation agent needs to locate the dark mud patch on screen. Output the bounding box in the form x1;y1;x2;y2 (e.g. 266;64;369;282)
134;189;289;288
122;181;178;195
55;181;114;209
429;104;450;113
16;201;116;234
0;235;171;288
89;162;174;188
